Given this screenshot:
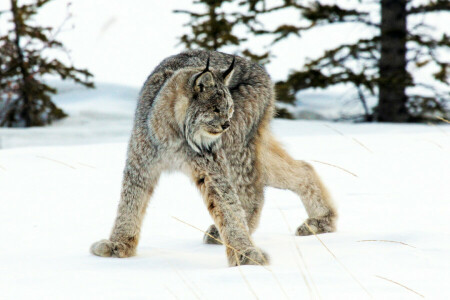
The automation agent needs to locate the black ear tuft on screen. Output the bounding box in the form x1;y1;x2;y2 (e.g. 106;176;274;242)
223;56;235;80
205;55;210;72
222;56;235;86
193;55;212;87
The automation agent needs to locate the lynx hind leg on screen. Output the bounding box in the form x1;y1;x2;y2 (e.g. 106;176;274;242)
261;136;337;236
204;224;222;245
293;163;337;236
296;214;336;236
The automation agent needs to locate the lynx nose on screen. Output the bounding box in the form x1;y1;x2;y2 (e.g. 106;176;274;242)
221;121;230;130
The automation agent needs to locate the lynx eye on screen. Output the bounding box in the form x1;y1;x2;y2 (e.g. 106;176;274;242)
213;107;220;113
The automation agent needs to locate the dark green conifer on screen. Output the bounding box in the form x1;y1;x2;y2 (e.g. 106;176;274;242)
175;0;281;112
174;0;244;51
242;0;449;122
174;0;270;63
0;0;93;127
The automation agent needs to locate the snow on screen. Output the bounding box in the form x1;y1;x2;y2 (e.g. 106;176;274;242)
1;0;450;298
1;83;450;299
0;82;136;149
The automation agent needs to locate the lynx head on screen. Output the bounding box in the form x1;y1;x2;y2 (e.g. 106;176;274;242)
175;56;235;154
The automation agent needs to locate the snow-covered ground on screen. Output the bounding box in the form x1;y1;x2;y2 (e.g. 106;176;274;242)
0;83;137;149
1;84;450;299
1;1;449;298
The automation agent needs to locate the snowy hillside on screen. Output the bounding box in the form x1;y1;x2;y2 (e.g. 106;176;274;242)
1;84;450;299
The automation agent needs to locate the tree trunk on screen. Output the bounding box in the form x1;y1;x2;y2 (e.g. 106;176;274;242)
209;4;219;50
377;0;409;122
11;0;32;127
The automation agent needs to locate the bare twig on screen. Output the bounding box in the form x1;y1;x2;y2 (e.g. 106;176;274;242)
36;155;75;169
324;124;373;153
188;278;205;300
324;124;345;137
277;207;320;300
356;85;371;121
266;263;291;300
311;160;358;178
173;268;202;300
351;137;373;153
427;122;449;137
98;16;118;38
77;162;96;169
303;222;373;298
357;240;416;249
234;252;260;300
164;285;179;300
436;116;450;124
171;216;262;266
375;275;424;298
418;138;443;149
171;216;290;299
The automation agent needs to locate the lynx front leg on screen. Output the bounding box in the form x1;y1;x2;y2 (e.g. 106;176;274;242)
191;156;269;266
203;186;265;244
91;137;161;258
261;136;337;236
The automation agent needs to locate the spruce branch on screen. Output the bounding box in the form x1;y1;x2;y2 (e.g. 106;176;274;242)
408;0;450;14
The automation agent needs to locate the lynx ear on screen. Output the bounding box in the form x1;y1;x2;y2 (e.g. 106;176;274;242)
194;72;214;92
222;56;235;86
193;56;214;92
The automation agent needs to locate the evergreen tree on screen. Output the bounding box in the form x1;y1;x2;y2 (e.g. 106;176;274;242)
241;0;449;122
174;0;270;63
175;0;289;114
0;0;93;127
174;0;241;51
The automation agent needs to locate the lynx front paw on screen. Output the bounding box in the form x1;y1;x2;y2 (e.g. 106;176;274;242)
203;224;222;245
296;216;336;236
90;239;136;258
228;247;270;266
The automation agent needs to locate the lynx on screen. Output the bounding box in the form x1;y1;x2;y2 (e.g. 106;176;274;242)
90;50;337;266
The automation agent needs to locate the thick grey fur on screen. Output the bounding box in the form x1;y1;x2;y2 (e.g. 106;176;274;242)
90;50;337;266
